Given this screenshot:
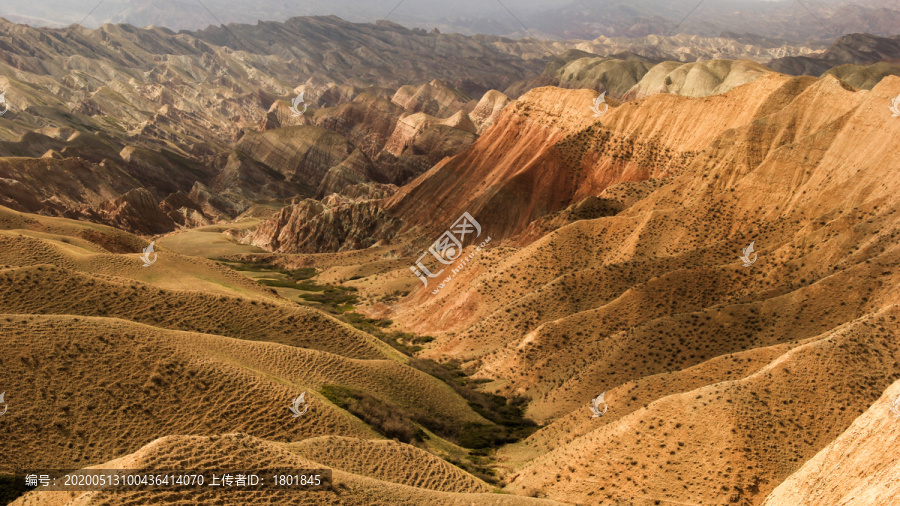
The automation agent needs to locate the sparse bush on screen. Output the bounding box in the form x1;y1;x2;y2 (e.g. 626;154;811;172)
320;385;425;444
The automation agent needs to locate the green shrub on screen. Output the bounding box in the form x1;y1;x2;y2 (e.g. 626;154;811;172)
320;385;426;444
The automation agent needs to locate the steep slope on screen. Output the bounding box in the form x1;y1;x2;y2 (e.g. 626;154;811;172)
348;75;900;504
0;155;142;215
386;72;822;244
391;80;472;118
312;93;405;168
384;86;598;242
503;308;900;504
469;90;511;133
761;378;900;505
375;112;478;185
388;73;896;329
214;125;356;202
248;184;403;254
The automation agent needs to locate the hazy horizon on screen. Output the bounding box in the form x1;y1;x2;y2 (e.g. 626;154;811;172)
1;0;896;42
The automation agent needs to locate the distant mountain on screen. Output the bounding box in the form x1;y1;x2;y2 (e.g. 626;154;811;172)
769;32;900;76
0;16;545;230
0;15;834;236
2;0;899;43
520;0;900;43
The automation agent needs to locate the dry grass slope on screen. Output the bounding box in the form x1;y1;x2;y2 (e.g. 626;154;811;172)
291;436;491;493
0;314;488;474
11;433;563;505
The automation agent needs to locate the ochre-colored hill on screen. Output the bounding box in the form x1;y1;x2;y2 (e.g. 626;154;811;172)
761;379;900;505
0;314;486;473
0;206;280;299
0;204;576;503
354;74;900;504
502;307;900;504
11;433;562;505
0;262;394;359
5;33;900;503
385;86;600;241
389;74;900;337
291;436;491;493
385;72;838;243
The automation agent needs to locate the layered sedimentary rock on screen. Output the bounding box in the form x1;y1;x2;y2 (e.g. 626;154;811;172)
376;74;900;505
87;188;177;235
622;59;772;100
248;183;402;253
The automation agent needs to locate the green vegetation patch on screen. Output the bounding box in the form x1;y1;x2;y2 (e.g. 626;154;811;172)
223;257;538;484
320;384;426;444
409;358;538;449
219;259;357;313
340;313;434;354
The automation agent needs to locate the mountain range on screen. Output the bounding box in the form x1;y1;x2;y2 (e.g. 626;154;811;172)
2;16;899;240
3;0;900;44
2;12;900;506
